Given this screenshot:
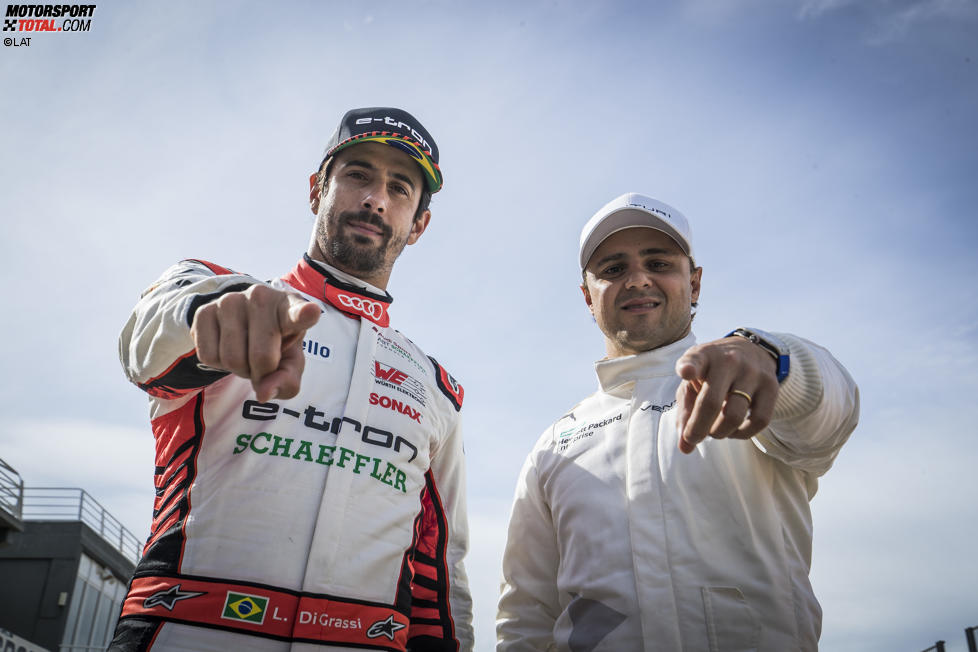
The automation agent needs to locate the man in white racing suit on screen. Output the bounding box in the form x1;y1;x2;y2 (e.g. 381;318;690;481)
497;193;859;651
111;107;472;651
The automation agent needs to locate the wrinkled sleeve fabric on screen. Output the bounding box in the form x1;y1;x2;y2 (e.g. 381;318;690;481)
118;259;256;399
497;438;560;651
753;333;860;477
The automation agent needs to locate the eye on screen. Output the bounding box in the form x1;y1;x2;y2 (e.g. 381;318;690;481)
347;170;368;181
601;264;624;276
390;182;410;197
647;260;670;271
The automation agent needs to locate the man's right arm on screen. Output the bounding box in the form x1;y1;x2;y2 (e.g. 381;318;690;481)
119;259;320;402
497;451;560;651
119;260;256;400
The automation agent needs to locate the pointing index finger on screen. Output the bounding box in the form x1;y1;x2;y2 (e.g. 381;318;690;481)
676;348;708;383
279;294;322;335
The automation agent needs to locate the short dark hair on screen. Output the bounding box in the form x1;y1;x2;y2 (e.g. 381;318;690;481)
317;156;431;222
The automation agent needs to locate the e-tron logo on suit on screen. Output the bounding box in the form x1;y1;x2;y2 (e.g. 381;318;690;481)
336;292;385;320
241;399;420;462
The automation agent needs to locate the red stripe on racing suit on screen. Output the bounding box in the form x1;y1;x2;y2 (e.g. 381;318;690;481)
404;471;459;651
122;575;410;649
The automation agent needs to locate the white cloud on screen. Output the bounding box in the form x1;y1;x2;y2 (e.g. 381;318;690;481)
796;0;978;43
798;0;855;19
0;419;156;541
868;0;978;43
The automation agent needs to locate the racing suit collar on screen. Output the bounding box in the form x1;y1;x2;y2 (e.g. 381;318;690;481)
303;255;388;298
594;332;697;393
283;254;393;327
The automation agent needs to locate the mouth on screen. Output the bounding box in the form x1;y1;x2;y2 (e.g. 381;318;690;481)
338;210;389;242
619;297;661;313
346;220;384;238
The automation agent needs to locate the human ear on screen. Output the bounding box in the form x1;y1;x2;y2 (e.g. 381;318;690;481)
308;172;321;215
690;267;703;304
406;210;431;246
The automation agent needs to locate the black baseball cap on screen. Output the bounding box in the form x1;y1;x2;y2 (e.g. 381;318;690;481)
321;107;443;193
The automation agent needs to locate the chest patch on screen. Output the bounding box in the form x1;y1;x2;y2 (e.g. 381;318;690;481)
555;413;622;453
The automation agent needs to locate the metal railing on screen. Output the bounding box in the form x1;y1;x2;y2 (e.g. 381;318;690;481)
0;457;25;520
22;487;141;565
920;625;978;652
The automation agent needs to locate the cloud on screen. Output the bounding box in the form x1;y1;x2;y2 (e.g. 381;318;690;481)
0;418;156;541
798;0;858;19
868;0;978;44
796;0;978;43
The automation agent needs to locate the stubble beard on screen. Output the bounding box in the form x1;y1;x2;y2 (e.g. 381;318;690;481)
318;209;409;275
608;300;693;356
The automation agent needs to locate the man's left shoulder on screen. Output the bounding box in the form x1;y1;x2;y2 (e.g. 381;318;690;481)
426;354;464;412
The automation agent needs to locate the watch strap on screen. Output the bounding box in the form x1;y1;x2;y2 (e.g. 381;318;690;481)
726;327;790;383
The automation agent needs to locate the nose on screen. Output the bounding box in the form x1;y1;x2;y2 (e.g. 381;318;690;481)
361;181;389;214
623;267;653;289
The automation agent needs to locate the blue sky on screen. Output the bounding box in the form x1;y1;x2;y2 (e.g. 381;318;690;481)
2;1;976;650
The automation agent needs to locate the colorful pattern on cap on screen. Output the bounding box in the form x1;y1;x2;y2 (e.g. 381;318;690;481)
327;131;443;193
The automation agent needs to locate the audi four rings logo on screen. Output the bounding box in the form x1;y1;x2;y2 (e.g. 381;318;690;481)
337;293;385;319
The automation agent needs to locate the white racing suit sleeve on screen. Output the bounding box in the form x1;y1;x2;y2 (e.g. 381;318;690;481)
118;259;257;399
754;333;860;477
497;447;560;651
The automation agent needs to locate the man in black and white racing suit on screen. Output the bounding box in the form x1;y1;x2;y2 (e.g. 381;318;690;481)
110;107;472;652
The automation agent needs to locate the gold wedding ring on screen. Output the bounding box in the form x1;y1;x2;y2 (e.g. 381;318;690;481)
729;389;753;405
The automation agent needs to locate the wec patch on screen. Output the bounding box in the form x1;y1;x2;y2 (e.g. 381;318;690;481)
222;592;268;624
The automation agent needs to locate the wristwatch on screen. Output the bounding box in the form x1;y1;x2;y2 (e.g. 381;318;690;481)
726;327;790;383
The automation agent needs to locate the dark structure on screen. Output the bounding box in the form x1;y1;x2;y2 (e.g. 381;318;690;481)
0;458;140;651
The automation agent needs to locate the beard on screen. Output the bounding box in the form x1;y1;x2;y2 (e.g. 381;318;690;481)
603;289;694;356
321;209;408;274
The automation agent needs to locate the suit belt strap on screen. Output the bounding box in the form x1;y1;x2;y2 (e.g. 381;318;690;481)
120;574;409;650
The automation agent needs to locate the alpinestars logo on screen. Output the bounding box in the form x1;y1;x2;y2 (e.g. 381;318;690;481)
143;584;205;610
366;614;407;641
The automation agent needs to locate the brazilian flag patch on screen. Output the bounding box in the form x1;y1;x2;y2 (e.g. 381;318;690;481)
221;591;268;624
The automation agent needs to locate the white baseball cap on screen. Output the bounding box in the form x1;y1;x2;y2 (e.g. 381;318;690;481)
579;192;694;270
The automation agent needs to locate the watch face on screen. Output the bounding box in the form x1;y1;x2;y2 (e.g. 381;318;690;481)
746;328;788;356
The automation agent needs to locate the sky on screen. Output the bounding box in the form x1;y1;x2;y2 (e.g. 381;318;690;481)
1;0;976;649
